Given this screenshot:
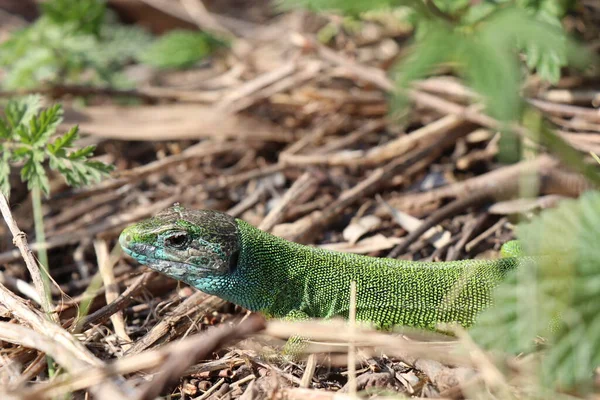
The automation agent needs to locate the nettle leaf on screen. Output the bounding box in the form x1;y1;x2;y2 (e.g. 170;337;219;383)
519;191;600;390
395;23;457;88
471;191;600;391
433;0;471;15
483;6;591;84
468;11;523;122
392;23;458;114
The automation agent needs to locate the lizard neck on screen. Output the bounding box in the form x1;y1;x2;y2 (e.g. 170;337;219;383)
205;219;307;315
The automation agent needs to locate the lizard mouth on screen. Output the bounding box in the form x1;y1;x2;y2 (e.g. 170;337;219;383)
119;232;178;268
121;242;213;277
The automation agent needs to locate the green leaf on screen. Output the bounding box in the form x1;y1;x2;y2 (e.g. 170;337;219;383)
137;30;226;70
67;145;95;160
395;23;457;88
4;95;42;129
12;146;30;160
392;23;458;115
2;99;114;196
0;147;11;197
84;160;114;175
89;24;152;72
471;191;600;391
0;12;150;90
464;11;523;122
47;125;79;156
0;118;10;139
48;141;114;188
20;150;50;195
41;0;106;36
28;103;64;147
483;6;592;84
277;0;399;14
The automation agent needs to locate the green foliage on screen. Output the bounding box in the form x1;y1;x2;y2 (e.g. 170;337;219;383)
41;0;106;36
470;191;600;391
277;0;399;15
282;0;593;123
401;4;589;122
0;1;151;89
137;30;227;70
0;95;114;197
0;0;228;88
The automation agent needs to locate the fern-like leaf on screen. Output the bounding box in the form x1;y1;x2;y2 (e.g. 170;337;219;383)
29;104;63;147
20;151;50;195
0;118;10;139
47;126;79;156
4;95;42;130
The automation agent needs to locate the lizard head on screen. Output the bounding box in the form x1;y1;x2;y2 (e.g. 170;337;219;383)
119;206;240;287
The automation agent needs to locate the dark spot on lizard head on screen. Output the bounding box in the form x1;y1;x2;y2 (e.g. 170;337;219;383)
119;207;239;283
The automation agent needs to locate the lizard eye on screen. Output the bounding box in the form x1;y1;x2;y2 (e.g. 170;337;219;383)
164;232;189;249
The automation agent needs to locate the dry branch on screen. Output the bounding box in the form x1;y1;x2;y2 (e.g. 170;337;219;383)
384;155;559;213
135;315;266;400
125;291;227;355
0;193;53;316
63;104;295;142
0;284;128;398
259;172;318;232
9;317;265;400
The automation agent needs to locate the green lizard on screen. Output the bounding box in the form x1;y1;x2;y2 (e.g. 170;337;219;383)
119;206;522;330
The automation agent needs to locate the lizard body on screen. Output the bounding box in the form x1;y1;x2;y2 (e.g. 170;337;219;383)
119;207;520;330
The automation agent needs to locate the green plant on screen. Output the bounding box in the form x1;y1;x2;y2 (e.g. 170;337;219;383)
282;0;590;121
0;95;114;302
137;29;227;69
0;0;231;89
470;191;600;393
41;0;106;36
0;0;151;89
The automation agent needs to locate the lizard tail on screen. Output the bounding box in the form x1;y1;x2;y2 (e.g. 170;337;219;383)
500;240;522;258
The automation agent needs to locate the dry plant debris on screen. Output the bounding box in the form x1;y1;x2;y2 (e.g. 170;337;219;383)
0;2;599;399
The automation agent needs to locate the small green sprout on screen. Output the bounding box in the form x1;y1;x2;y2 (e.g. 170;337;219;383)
0;95;114;197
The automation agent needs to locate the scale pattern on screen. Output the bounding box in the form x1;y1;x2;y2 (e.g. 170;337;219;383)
120;208;521;330
225;220;519;329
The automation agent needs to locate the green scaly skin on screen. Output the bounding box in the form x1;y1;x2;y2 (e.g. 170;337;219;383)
119;206;522;330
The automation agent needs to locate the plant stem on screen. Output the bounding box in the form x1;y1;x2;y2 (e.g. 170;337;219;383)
31;186;51;303
31;186;56;377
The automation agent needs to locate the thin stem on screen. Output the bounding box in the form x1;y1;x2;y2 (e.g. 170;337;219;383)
31;186;56;378
31;186;51;303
